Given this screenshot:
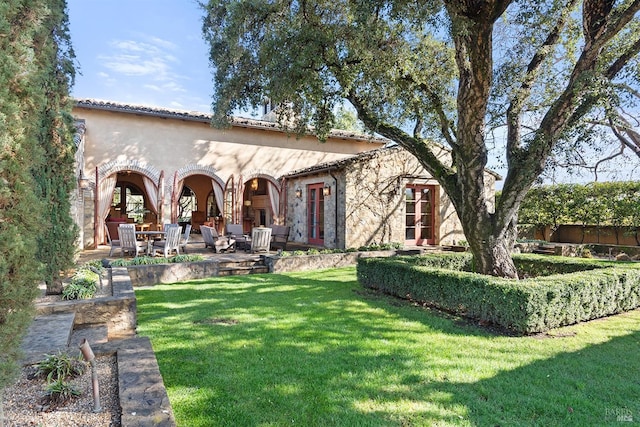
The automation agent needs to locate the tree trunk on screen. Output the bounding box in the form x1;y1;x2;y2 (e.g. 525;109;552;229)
46;278;64;295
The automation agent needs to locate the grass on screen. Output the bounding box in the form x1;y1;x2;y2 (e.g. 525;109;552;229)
136;267;640;426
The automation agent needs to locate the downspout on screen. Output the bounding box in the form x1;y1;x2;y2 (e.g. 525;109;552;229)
328;169;339;248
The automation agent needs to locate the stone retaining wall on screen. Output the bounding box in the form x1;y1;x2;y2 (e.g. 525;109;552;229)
265;250;397;273
35;267;136;338
125;260;221;287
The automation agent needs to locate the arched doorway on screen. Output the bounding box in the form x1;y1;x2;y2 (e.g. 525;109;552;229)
104;171;159;241
171;171;225;233
241;176;281;232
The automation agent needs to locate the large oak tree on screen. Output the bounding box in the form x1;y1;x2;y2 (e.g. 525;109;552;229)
202;0;640;277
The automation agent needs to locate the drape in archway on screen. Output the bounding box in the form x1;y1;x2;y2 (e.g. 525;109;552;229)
212;179;224;214
267;181;280;224
142;176;158;214
97;174;117;244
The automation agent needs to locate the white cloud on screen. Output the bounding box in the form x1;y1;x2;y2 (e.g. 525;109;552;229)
97;36;185;90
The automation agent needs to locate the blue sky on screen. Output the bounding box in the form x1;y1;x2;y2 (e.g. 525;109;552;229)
68;0;213;112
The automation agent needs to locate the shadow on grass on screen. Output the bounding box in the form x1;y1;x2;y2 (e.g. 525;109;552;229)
136;271;640;426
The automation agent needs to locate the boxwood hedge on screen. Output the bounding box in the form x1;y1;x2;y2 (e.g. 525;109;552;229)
357;253;640;334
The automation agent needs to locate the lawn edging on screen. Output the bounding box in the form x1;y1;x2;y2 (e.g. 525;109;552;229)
357;254;640;334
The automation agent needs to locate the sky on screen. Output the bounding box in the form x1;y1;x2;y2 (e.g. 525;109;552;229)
68;0;213;112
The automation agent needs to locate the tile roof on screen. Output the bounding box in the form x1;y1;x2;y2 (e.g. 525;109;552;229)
74;98;389;144
283;145;402;178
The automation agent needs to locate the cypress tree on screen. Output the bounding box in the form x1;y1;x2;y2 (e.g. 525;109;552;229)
0;0;76;393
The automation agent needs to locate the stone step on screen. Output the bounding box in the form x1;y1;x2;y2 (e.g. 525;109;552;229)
21;313;75;365
67;324;109;359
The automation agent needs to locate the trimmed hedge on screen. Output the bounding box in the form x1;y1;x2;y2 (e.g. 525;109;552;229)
357;254;640;334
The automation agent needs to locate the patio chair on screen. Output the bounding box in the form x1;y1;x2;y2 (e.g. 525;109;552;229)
202;225;236;253
225;223;249;251
269;224;290;251
251;226;272;253
179;224;192;253
152;225;182;258
105;224;121;256
118;224;146;257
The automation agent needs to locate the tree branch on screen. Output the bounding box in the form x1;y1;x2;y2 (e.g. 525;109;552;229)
347;89;456;189
505;0;579;165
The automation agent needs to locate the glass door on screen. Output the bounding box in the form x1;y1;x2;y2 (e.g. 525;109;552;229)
308;183;325;245
405;185;435;245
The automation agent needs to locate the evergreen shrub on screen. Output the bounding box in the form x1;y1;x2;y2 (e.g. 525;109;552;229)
357;254;640;334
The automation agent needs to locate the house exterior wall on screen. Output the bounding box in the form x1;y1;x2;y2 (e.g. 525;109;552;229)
76;106;380;182
72;102;384;248
285;147;498;249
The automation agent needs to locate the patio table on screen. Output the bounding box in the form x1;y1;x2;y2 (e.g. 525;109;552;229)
136;230;165;256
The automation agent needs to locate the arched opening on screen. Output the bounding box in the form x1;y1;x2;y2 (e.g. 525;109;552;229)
108;173;158;224
104;171;159;242
173;173;225;232
242;176;280;232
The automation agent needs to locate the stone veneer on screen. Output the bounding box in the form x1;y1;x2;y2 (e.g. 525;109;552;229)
285;146;496;249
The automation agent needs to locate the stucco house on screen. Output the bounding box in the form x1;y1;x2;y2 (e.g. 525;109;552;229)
72;99;497;250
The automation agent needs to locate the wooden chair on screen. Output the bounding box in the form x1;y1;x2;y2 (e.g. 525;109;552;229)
179;224;192;253
118;224;145;257
152;225;182;258
202;225;236;253
269;225;290;251
225;223;249;251
251;227;272;253
105;224;120;257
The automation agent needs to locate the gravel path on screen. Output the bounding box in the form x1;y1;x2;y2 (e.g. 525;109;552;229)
1;355;121;426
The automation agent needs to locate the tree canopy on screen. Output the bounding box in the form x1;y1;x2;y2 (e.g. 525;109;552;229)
202;0;640;277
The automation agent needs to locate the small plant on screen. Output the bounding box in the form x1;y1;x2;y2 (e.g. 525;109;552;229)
307;248;320;255
36;352;85;382
62;282;97;300
44;378;82;405
581;248;593;258
83;259;105;275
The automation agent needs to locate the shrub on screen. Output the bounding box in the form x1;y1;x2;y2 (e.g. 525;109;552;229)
358;254;640;334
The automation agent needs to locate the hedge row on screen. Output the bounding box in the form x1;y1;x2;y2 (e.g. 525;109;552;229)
357;254;640;334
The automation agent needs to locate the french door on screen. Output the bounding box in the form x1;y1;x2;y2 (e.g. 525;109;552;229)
405;185;436;245
308;183;325;245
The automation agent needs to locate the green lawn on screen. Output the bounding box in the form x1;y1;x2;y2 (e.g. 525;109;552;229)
136;267;640;426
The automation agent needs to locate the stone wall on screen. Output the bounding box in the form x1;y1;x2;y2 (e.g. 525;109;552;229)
265;250;397;273
35;268;136;338
125;260;221;286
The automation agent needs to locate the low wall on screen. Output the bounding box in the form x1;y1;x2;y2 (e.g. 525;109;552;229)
35;268;136;338
521;224;639;246
265;250;397;273
125;260;221;287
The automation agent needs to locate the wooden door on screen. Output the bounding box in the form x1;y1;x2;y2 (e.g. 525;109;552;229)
405;185;436;245
308;183;325;245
